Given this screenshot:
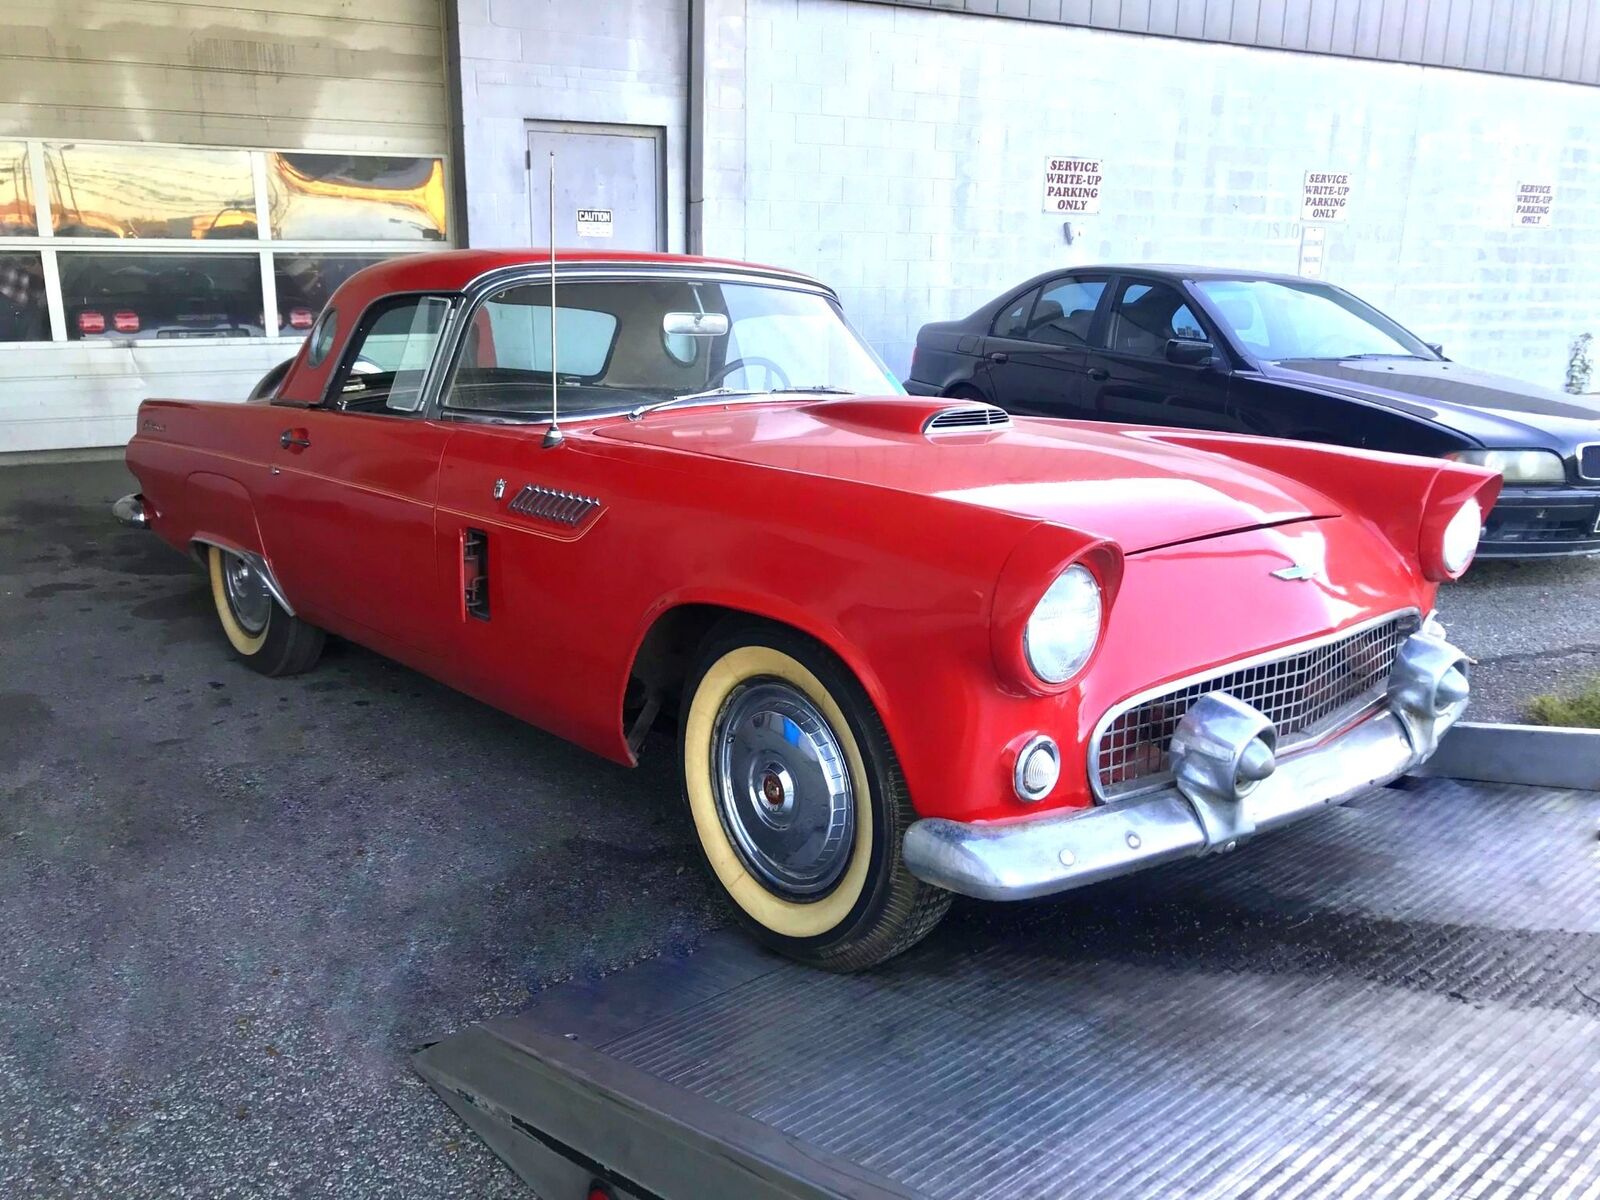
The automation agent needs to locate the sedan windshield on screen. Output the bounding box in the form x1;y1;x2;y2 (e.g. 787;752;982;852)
1195;278;1434;363
444;277;901;419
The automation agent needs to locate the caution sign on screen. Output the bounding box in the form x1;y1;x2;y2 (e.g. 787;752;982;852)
576;208;613;238
1301;171;1352;223
1042;157;1103;214
1512;182;1554;227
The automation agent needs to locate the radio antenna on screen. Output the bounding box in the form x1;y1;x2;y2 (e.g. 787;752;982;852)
543;150;564;449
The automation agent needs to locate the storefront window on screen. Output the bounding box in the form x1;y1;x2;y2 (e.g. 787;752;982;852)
0;253;48;341
273;253;393;333
45;143;257;240
0;143;37;236
267;153;447;241
57;253;264;341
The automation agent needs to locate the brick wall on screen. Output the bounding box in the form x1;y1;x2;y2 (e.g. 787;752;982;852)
704;0;1600;388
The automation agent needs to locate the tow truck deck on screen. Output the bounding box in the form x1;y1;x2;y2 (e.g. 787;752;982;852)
416;725;1600;1199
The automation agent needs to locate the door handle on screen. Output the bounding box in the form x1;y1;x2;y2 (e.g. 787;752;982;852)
280;428;311;450
1087;367;1109;381
987;352;1009;365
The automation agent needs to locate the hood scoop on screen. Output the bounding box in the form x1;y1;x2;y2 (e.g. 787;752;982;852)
923;404;1010;434
800;396;1011;439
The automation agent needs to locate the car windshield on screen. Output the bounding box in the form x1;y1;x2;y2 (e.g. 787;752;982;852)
444;277;901;419
1195;278;1433;363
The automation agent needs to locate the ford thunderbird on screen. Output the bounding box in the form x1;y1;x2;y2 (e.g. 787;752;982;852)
116;250;1498;970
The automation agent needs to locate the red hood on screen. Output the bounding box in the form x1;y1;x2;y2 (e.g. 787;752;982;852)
594;397;1339;553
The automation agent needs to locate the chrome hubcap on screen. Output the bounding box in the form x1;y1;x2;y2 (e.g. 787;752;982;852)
222;552;272;635
712;680;854;899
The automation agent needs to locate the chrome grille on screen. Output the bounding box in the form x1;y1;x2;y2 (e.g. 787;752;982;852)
1579;444;1600;481
924;405;1010;433
506;484;601;528
1093;613;1417;800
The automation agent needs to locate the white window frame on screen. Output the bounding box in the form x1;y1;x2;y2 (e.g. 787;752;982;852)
0;135;451;351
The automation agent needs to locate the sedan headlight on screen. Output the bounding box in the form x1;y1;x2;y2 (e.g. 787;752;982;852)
1445;449;1565;484
1440;496;1483;575
1023;563;1103;684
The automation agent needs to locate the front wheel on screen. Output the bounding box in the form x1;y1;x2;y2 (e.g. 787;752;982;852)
680;622;950;971
206;545;324;676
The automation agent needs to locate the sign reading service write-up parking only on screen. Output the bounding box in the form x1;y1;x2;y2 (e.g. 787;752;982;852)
1302;171;1352;223
576;208;614;238
1043;158;1103;214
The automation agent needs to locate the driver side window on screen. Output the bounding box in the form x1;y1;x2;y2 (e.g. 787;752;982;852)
327;295;451;415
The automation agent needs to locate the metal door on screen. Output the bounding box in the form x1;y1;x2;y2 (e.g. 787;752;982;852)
526;122;665;252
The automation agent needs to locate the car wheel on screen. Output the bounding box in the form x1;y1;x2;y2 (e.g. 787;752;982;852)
206;545;324;676
680;620;951;971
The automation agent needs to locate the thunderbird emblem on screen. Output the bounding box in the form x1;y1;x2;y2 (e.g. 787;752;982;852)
1272;563;1316;582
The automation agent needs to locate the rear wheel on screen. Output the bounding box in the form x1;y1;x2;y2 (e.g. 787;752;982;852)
206;545;324;676
680;621;950;971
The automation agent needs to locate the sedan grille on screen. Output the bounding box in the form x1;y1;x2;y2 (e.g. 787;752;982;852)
1093;613;1417;800
1579;444;1600;481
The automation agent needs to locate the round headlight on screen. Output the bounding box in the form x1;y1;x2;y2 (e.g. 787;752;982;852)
1023;563;1102;684
1446;449;1565;484
1440;496;1483;575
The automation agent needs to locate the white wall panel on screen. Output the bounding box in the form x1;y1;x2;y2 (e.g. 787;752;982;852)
702;0;1600;389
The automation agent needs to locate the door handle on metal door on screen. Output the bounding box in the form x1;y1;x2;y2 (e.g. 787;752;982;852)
987;352;1009;364
1087;368;1109;381
280;428;311;450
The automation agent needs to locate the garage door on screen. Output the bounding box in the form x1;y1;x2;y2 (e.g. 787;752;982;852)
0;0;453;453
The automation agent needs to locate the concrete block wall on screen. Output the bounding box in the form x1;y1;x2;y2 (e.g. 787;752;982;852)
455;0;690;250
706;0;1600;388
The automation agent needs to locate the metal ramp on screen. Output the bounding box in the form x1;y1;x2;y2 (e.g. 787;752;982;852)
416;728;1600;1200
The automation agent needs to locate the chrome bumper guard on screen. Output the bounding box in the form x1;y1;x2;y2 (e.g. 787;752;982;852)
903;630;1472;901
113;493;149;528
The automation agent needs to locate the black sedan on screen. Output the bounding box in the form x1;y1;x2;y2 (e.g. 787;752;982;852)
906;266;1600;559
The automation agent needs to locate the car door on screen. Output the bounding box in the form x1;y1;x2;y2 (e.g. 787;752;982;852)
1082;276;1236;430
981;275;1109;417
260;293;457;661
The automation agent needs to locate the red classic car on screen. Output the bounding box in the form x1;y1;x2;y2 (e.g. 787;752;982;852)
115;249;1499;970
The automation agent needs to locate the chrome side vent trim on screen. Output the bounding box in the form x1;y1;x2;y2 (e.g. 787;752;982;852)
923;404;1011;434
506;484;602;529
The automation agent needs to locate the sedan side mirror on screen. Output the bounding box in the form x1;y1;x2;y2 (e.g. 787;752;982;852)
1166;338;1220;368
1425;342;1446;359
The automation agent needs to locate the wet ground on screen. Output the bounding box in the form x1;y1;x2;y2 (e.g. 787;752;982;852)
0;458;1597;1197
0;460;723;1197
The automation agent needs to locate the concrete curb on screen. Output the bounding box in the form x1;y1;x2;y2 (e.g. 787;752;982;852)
1415;721;1600;790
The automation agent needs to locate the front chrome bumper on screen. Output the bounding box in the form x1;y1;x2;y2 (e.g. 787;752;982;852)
903;630;1471;901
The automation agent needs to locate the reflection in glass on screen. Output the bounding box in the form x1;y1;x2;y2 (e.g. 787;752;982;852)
0;253;48;341
58;253;264;341
268;154;447;241
273;254;393;333
0;143;37;236
46;143;257;239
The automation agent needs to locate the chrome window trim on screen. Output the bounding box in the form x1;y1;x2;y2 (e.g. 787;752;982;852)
1577;441;1600;482
428;264;850;425
1085;607;1421;804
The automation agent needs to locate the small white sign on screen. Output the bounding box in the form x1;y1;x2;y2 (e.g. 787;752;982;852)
1301;171;1352;223
576;207;613;238
1298;225;1326;279
1042;157;1103;214
1512;182;1554;227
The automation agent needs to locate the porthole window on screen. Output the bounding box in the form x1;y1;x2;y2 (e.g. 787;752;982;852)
307;308;337;367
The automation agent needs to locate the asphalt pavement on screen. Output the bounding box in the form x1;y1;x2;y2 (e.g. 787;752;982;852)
0;458;1596;1198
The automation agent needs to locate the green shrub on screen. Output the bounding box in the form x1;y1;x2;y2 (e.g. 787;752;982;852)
1526;677;1600;728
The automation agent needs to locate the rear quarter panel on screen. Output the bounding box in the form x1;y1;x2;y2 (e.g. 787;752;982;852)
126;398;285;560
